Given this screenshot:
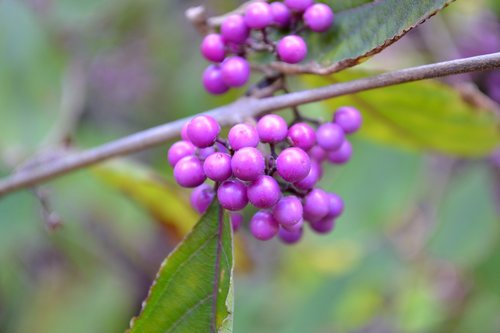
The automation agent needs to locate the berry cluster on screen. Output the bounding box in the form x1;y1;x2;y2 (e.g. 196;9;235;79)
201;0;335;95
167;106;362;244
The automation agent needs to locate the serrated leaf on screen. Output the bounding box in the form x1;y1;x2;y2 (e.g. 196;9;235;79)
302;71;500;156
128;202;234;333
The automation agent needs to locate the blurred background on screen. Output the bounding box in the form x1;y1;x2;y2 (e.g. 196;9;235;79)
0;0;499;332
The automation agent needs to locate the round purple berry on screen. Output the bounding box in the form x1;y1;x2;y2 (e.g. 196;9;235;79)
282;218;304;232
270;2;291;27
294;159;321;190
230;212;243;232
303;3;334;32
228;123;259;150
217;180;248;211
303;188;330;222
168;140;195;166
181;122;190;141
231;147;265;181
187;115;221;148
257;114;288;143
277;35;307;64
202;65;229;95
221;15;249;44
316;123;345;151
174;156;206;188
198;146;216;160
200;33;225;62
247;175;281;209
288;122;316;150
327;140;352;164
333;106;363;134
308;145;327;162
203;152;232;182
272;195;303;227
250;211;279;241
190;184;215;214
284;0;313;12
326;192;344;219
309;217;336;234
276;147;311;182
244;2;273;29
221;56;251;88
278;226;303;244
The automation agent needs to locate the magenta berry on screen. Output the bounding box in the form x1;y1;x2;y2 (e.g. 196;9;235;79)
326;192;344;219
230;212;243;232
284;0;313;11
200;33;225;62
244;2;273;29
334;106;363;134
228;123;259;150
308;145;327;162
187;115;221;148
270;2;291;27
310;218;336;234
257;114;288;143
276;147;311;182
221;56;251;88
272;195;303;227
221;15;249;44
198;146;216;160
217;180;248;211
288;122;316;150
202;65;229;95
303;3;334;32
203;152;232;182
303;188;330;222
282;218;304;232
316;123;345;151
250;211;279;241
247;175;281;209
277;35;307;64
190;184;215;214
278;226;303;244
181;122;190;141
327;140;352;164
168;140;195;167
174;156;206;188
231;147;265;181
294;159;321;190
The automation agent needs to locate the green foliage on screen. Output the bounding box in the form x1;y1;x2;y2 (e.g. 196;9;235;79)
128;202;234;333
303;71;500;156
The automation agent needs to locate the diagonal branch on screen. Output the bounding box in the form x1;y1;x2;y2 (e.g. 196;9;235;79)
0;52;499;197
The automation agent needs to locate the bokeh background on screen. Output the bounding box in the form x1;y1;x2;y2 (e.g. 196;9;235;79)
1;0;499;332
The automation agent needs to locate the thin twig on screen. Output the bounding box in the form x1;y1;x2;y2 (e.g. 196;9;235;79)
0;53;499;196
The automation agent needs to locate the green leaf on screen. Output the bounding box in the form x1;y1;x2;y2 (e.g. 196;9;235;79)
302;71;500;157
128;201;234;333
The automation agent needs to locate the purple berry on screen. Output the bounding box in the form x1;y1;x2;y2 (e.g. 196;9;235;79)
333;106;363;134
231;147;265;181
221;56;251;88
270;2;291;27
203;152;232;182
303;188;330;222
327;140;352;164
309;218;335;234
200;33;225;62
244;2;273;29
276;147;311;182
247;175;281;209
277;35;307;64
187;115;221;148
278;226;303;244
316;123;345;151
288;122;316;150
284;0;313;11
202;65;229;95
228;123;259;150
174;156;206;188
221;15;249;44
250;211;279;240
217;180;248;211
303;3;334;32
190;184;215;214
308;145;327;162
181;122;190;141
198;146;216;160
272;195;303;227
230;212;243;232
294;159;321;190
282;218;304;232
257;114;288;143
168;140;195;166
326;192;344;219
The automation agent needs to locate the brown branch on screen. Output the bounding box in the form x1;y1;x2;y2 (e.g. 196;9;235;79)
0;53;499;197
